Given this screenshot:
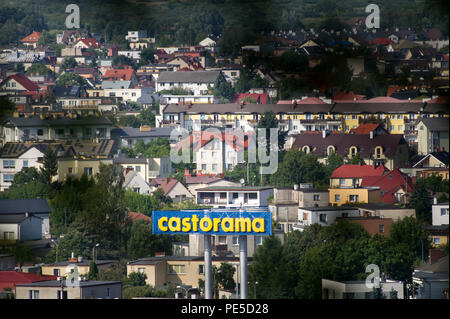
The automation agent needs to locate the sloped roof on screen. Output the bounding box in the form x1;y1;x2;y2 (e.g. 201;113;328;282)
151;178;179;196
292;132;406;159
185;176;223;185
331;164;388;179
0;199;51;215
0;271;57;291
103;68;135;81
417;117;449;131
77;38;99;48
128;211;152;223
21;31;42;43
0;73;39;91
350;123;382;135
157;71;221;83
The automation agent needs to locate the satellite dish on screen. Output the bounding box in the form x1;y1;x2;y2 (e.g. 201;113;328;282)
239;178;245;186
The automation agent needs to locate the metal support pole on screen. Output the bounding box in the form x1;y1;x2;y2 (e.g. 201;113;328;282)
239;235;248;299
236;264;239;299
204;234;212;299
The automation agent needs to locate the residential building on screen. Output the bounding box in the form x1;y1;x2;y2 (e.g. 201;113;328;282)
292;132;410;170
20;32;42;48
196;186;273;209
15;280;122;299
123;170;151;195
328;164;386;206
74;38;100;49
432;202;449;226
111;126;177;149
185;176;241;200
356;203;415;221
150;177;193;202
360;168;414;204
113;156;171;181
0;271;57;292
155;71;223;96
410;151;449;180
417;117;449;155
0;199;51;241
0;142;66;191
412;254;449;299
322;278;404;299
426;225;449;247
127;256;246;289
294;206;360;231
0;114;113;145
339;216;393;236
41;259;118;277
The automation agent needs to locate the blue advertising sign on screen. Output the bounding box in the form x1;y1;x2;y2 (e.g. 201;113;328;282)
152;210;272;236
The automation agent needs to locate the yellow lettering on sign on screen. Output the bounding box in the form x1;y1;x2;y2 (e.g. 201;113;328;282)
199;217;213;232
192;214;199;231
182;218;191;232
252;218;265;232
158;217;168;232
221;218;234;232
213;218;221;232
168;217;181;232
235;218;252;232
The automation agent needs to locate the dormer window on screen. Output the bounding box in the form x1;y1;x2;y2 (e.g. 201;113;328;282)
374;146;383;159
302;146;310;154
327;145;335;155
349;146;358;157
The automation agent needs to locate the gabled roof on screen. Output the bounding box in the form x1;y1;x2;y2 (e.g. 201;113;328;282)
0;199;51;215
331;164;388;179
103;68;135;81
292;132;407;159
77;38;99;48
128;211;152;223
332;91;365;102
185;176;224;185
0;73;39;91
413;151;449;168
0;271;57;291
417;117;449;131
21;31;42;43
150;178;179;196
360;168;414;204
350;123;385;135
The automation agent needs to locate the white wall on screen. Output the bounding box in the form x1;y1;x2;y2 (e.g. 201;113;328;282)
432;203;449;226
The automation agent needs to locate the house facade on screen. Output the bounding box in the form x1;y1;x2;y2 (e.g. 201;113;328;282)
195;186;273;209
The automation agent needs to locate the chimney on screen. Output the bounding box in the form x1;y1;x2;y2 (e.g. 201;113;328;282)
239;101;244;109
69;252;78;263
155;252;166;257
322;130;327;139
369;131;374;139
433;197;437;205
291;100;297;110
428;249;445;264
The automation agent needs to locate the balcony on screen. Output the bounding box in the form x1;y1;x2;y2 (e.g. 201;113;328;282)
161;120;180;125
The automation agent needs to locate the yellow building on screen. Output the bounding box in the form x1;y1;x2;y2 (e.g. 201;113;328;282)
42;259;118;277
127;256;243;289
57;158;113;181
329;187;382;206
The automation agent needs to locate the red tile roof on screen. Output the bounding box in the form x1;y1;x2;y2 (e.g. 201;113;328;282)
386;85;403;97
234;93;269;104
332;91;365;101
103;68;135;81
128;212;152;223
77;38;99;48
21;31;42;43
350;123;382;135
360;169;414;204
151;178;179;196
0;271;57;291
0;73;39;91
331;164;388;179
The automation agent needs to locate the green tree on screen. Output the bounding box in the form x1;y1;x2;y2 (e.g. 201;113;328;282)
127;219;173;259
60;57;77;70
216;262;236;291
40;147;58;185
88;260;99;280
26;64;53;76
44;229;92;263
139;48;156;65
126;272;147;286
0;96;15;117
409;180;432;222
348;153;366;165
10;167;42;188
257;111;287;151
56;73;87;86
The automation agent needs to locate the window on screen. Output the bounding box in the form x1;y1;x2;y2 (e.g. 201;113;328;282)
56;129;64;135
433;237;441;245
313;194;320;201
3;160;15;168
201;152;206;159
249;193;257;199
339;179;346;186
23;160;28;167
168;265;186;274
352;115;357;120
398;125;403;131
218;236;227;245
232;236;239;246
201;164;206;171
390;126;395;131
133;187;140;193
135;166;141;172
232;193;239;199
335;194;341;202
137;268;145;273
37;129;44;136
349;195;359;202
84;167;93;176
4;232;15;240
343;292;355;299
68;167;73;174
198;265;205;274
212;164;217;171
106;288;110;298
319;214;327;223
29;290;39;299
365;292;373;299
379;224;384;233
211;152;217;158
53;269;60;276
3;174;14;182
441;208;449;216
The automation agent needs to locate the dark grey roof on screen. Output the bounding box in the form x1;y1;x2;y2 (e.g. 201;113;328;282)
414;255;449;278
15;280;122;288
0;215;29;223
413;151;449;167
417;117;449;131
292;132;406;158
44;260;118;267
163;103;333;114
157;71;221;83
52;85;81;98
113;157;147;164
0;199;51;215
4;116;112;128
111;127;174;138
331;102;424;114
